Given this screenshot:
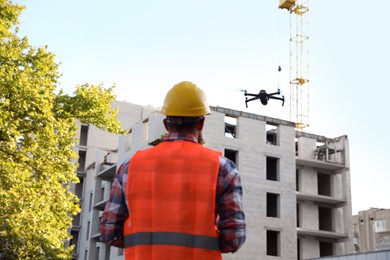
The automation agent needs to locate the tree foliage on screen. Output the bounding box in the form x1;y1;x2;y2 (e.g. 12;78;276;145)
0;0;124;259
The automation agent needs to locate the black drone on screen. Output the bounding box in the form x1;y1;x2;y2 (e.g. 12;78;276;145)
244;89;285;108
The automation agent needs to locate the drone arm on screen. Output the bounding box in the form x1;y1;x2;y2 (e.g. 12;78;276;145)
268;96;285;106
244;93;258;97
267;90;281;96
245;96;261;108
246;97;260;103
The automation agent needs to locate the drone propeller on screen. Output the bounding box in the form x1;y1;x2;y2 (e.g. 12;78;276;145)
239;89;248;95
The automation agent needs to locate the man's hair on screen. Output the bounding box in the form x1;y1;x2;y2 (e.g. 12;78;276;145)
165;116;204;131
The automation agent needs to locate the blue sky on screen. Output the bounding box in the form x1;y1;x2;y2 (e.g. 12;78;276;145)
15;0;390;215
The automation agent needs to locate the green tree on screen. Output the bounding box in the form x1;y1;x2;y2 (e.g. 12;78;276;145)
0;1;124;259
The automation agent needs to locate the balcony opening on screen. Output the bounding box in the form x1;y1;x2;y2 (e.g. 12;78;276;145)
317;173;331;196
72;213;81;227
70;230;79;254
314;141;326;160
319;206;333;232
224;149;238;165
266;123;278;145
266;156;279;181
314;139;344;163
319;241;333;257
79;124;88;146
296;203;300;227
266;230;280;256
75;177;84;200
267;192;280;218
77;150;86;172
225;115;237;138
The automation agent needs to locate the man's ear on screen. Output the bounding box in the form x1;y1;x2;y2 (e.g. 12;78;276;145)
197;117;205;131
163;119;170;131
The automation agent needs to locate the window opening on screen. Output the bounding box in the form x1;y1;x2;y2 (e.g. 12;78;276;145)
266;192;280;218
86;221;90;240
266;156;279;181
297;238;301;260
224;115;237;138
224;149;238;165
88;192;93;212
266;123;278;145
266;230;280;256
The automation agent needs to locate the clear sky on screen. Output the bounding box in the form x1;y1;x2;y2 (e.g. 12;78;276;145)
14;0;390;215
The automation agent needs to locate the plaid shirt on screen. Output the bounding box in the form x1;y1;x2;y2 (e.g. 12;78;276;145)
100;133;246;253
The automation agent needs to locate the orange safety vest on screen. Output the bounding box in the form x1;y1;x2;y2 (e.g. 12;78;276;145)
124;140;222;260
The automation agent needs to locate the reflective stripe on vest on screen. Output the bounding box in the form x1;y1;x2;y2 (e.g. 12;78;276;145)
124;232;219;250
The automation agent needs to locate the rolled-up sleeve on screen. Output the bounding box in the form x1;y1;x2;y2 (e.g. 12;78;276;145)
216;157;246;253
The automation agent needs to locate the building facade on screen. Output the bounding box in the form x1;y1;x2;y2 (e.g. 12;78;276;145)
352;208;390;253
70;101;354;260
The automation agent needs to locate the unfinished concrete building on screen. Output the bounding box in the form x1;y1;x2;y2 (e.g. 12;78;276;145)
352;208;390;253
70;102;354;260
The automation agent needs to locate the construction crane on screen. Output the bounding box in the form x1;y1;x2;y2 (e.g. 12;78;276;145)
279;0;310;129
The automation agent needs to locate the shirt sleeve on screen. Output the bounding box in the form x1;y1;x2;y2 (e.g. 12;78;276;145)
216;156;246;253
100;162;129;248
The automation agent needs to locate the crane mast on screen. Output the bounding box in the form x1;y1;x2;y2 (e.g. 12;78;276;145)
279;0;310;129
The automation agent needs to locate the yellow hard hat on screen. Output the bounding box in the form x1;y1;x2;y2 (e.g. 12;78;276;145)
161;81;211;116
